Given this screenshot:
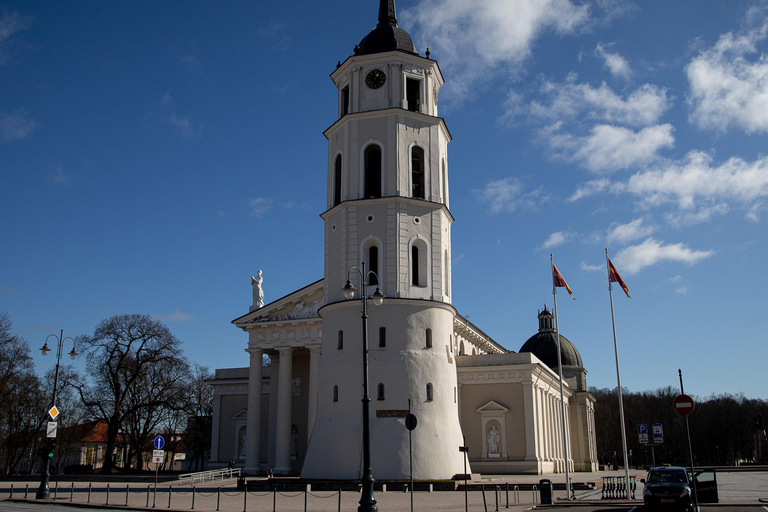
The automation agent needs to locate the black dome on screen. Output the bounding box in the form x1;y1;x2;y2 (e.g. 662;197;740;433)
519;332;583;370
518;306;583;371
355;0;417;56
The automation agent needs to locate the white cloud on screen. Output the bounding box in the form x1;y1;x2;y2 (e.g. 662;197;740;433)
257;22;291;51
0;7;30;64
473;177;546;214
404;0;591;101
624;150;768;218
0;108;39;143
153;309;194;323
164;113;201;138
249;197;273;217
686;14;768;133
526;81;670;127
546;123;674;173
613;238;713;275
596;43;631;79
160;90;172;106
606;218;655;245
540;231;570;250
580;262;604;272
569;178;612;201
50;167;71;186
666;275;687;295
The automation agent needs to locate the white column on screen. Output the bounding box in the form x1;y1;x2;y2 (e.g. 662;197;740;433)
210;393;221;462
244;348;263;474
274;347;293;474
307;345;321;441
522;382;538;462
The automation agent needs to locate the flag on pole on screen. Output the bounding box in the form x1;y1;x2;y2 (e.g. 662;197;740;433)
607;257;631;298
552;262;575;299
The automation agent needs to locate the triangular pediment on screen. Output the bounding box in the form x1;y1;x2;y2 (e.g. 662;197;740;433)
476;400;509;413
232;279;324;328
231;408;248;421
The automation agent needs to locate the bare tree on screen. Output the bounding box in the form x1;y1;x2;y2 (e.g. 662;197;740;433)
0;314;46;475
70;314;187;473
183;363;213;471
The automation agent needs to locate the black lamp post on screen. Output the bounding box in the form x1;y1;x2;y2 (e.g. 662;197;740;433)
342;262;384;512
36;330;78;499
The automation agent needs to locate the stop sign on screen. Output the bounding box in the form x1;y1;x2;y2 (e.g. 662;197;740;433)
673;394;695;416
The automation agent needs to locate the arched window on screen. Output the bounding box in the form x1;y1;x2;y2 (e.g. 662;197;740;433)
412;246;419;286
411;146;425;199
377;383;385;401
368;245;379;286
426;383;433;402
364;145;382;198
337;330;343;350
333;385;339;402
334;154;342;206
426;328;432;348
411;238;428;287
379;327;386;348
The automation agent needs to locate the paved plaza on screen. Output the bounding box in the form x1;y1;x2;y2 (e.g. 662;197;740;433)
1;470;766;512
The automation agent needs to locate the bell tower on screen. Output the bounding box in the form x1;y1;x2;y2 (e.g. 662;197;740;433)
302;0;465;480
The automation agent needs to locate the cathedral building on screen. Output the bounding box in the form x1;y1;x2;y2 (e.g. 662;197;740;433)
207;0;598;479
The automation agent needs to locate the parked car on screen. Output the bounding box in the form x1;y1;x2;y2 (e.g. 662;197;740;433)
641;466;694;511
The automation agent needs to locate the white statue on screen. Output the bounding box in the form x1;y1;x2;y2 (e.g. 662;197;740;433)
251;270;264;309
238;427;247;459
487;424;501;455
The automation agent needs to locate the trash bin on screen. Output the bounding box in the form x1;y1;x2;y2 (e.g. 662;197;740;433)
539;479;553;505
237;477;245;491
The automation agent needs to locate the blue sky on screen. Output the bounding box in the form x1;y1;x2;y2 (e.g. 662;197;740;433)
2;0;767;400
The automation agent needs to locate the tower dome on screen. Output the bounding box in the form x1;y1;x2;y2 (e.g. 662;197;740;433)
355;0;417;56
519;305;583;371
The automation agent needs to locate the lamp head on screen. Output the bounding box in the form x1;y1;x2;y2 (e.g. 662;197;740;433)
68;346;79;360
342;280;356;300
40;343;51;356
371;287;385;306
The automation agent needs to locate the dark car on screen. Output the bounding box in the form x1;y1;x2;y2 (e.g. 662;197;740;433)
642;466;694;511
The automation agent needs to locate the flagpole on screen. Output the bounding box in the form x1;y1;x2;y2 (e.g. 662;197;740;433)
551;254;571;500
606;248;631;495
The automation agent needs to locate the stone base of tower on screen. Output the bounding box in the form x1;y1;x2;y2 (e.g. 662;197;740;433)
301;299;467;480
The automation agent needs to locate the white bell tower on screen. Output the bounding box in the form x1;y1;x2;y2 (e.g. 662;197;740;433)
302;0;466;480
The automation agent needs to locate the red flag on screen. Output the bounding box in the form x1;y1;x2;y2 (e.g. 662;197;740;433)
552;263;575;299
607;258;631;298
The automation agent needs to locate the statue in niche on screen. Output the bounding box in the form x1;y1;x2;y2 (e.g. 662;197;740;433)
487;424;501;456
238;426;247;459
290;425;299;460
292;376;302;396
251;270;264;309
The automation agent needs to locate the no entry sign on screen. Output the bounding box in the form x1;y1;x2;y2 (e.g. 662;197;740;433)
673;394;695;416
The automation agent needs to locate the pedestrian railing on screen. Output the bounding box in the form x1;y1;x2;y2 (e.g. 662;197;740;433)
600;475;636;499
178;467;241;485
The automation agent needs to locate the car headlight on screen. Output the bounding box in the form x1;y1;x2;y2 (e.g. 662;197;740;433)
643;487;652;496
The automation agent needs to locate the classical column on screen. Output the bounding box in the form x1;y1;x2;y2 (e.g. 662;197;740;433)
244;348;263;474
274;347;293;474
522;382;538;462
307;345;321;441
210;393;221;463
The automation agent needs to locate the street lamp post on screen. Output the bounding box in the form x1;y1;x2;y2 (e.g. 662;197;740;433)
342;262;384;512
36;330;78;500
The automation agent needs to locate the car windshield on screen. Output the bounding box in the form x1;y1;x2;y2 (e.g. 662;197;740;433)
648;470;688;484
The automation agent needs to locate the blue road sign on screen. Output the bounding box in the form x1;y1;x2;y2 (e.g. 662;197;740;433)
652;423;663;439
153;436;165;450
637;423;648;434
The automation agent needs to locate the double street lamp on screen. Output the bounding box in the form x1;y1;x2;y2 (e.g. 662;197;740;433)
342;262;384;512
36;330;78;500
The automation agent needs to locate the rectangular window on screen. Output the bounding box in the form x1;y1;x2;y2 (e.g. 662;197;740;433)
406;78;420;112
426;328;432;348
379;327;386;347
337;330;343;349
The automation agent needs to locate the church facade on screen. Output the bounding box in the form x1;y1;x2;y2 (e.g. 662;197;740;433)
207;0;598;479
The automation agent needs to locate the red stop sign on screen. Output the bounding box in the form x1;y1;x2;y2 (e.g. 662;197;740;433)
673;394;695;416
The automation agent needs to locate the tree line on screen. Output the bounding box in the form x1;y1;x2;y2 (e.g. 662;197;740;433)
591;386;768;468
0;313;213;475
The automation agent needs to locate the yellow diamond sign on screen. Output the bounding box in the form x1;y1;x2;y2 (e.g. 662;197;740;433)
48;405;60;420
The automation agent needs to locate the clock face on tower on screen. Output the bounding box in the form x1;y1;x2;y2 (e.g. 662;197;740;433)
365;69;386;89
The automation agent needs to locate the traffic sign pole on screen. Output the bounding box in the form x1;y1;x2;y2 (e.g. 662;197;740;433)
678;370;698;512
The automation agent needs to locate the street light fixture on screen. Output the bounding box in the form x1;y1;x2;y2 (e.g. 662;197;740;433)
36;330;78;500
341;261;384;512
